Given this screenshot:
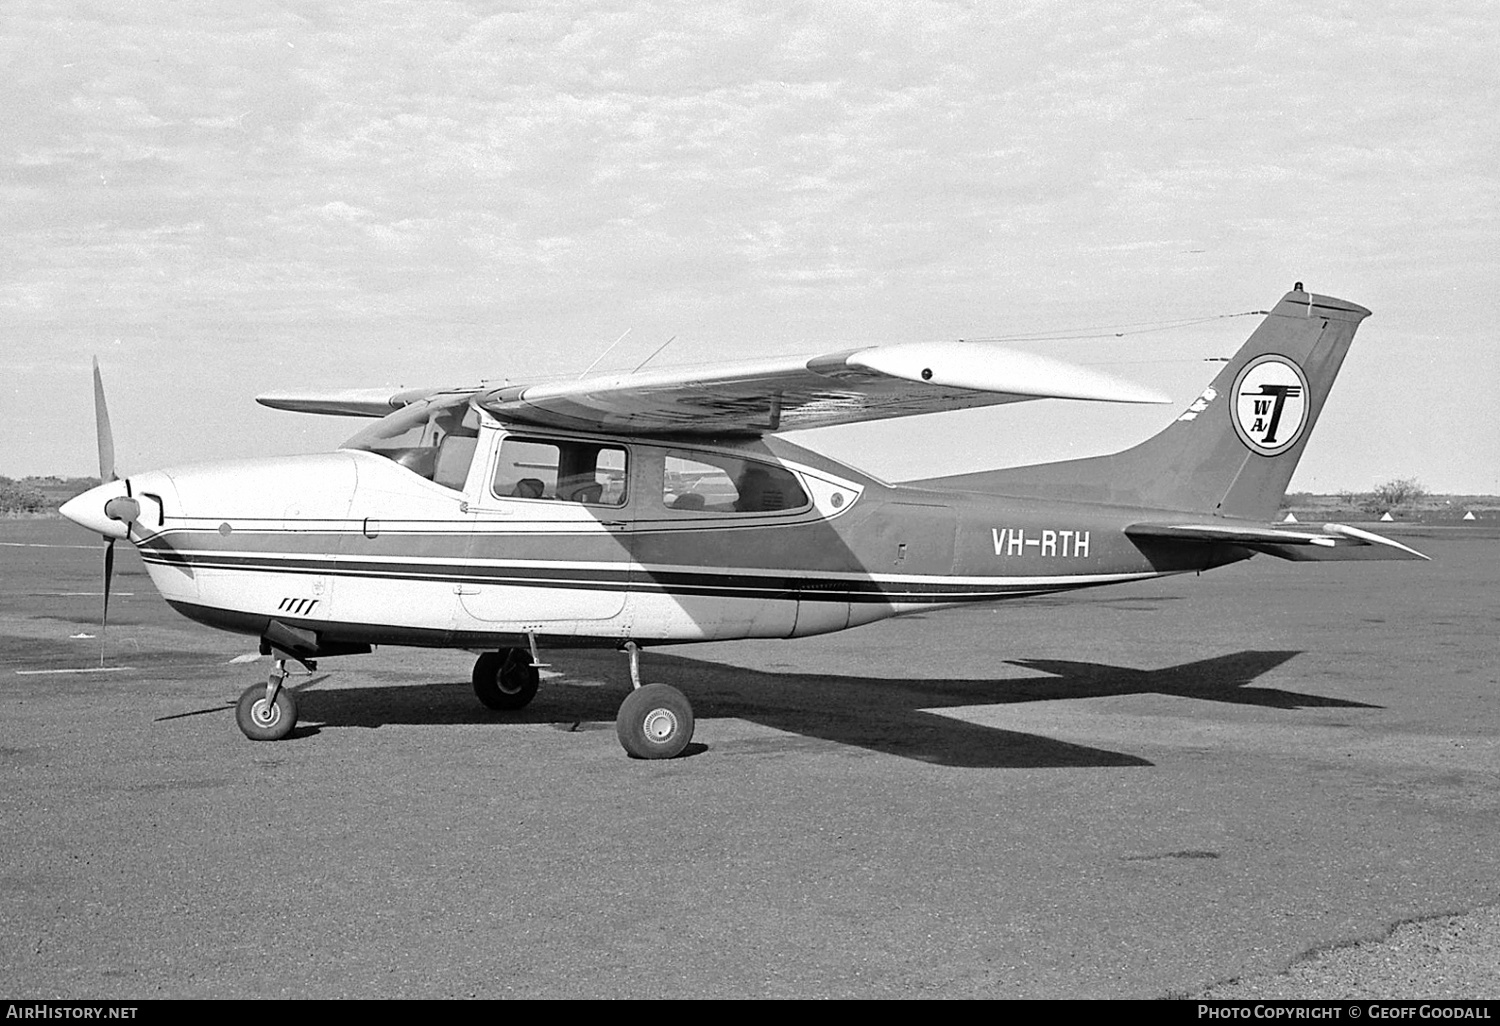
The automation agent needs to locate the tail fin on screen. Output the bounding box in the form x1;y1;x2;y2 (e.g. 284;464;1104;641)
924;287;1371;519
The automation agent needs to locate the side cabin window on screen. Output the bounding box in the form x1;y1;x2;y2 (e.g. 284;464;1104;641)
341;396;480;491
662;451;809;514
493;438;627;507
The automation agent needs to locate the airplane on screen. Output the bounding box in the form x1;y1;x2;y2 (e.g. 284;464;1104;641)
60;284;1427;758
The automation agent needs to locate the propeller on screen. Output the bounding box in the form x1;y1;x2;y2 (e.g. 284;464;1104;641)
90;359;138;664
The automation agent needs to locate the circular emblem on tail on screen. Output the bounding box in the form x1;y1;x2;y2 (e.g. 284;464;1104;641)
1231;355;1310;456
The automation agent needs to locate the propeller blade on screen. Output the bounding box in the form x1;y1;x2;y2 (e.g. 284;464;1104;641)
101;538;115;667
93;357;117;483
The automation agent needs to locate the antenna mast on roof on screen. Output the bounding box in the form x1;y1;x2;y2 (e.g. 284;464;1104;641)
577;328;632;380
631;335;677;373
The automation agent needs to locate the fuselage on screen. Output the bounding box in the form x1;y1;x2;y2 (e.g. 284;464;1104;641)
64;411;1245;652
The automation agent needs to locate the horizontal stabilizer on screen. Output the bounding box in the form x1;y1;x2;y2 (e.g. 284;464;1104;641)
1125;521;1430;561
256;387;452;418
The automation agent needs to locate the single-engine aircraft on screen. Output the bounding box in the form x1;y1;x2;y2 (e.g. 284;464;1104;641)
61;285;1426;758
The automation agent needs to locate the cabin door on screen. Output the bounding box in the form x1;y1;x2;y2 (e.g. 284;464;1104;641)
456;432;632;625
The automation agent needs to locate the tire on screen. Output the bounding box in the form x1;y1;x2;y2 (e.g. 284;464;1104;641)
236;682;297;741
615;683;694;759
473;649;540;710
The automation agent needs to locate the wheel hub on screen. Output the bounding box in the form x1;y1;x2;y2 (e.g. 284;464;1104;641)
642;707;678;743
251;699;280;728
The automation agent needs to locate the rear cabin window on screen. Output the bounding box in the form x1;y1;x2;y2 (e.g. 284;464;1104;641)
492;438;627;506
662;452;808;514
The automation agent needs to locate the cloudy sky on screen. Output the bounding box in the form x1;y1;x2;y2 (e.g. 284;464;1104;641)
3;1;1497;492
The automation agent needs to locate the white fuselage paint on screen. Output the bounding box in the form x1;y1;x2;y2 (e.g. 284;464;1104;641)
91;436;1178;650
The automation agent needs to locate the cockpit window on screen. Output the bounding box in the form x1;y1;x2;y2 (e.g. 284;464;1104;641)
341;395;480;490
662;452;808;514
493;438;627;506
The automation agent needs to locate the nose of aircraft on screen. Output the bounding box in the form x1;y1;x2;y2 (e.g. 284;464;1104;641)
60;479;138;540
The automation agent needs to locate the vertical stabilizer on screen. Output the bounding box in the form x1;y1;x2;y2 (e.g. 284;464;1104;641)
921;287;1371;520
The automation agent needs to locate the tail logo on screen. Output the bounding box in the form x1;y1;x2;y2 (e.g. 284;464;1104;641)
1232;355;1309;457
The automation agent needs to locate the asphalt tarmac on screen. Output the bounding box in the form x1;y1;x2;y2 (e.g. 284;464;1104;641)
2;517;1497;999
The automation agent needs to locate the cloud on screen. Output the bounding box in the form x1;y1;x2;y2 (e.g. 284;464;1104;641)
1;2;1496;486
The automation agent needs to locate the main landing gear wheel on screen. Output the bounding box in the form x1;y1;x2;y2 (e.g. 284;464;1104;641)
236;682;297;741
473;648;540;710
616;683;694;760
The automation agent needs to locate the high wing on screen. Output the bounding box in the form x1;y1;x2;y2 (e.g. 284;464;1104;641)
256;386;461;418
255;341;1167;433
471;342;1167;436
1126;521;1429;561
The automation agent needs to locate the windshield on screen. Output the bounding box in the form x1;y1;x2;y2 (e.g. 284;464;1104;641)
341;395;480;488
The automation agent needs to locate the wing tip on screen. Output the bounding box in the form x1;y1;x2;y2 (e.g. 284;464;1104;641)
255;389;415;417
846;342;1171;405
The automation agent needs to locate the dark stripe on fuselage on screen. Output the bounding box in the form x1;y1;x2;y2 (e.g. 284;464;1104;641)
138;545;1129;605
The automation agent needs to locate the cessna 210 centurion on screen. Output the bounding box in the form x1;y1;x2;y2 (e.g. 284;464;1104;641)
61;285;1425;758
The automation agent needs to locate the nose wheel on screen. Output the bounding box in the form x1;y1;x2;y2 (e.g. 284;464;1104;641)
236;664;298;741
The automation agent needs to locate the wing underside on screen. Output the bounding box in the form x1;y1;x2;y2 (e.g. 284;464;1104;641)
256;386;466;418
255;342;1165;434
473;342;1166;436
1126;521;1429;561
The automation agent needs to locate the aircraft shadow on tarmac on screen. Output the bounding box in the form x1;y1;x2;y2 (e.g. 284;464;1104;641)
273;648;1379;769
